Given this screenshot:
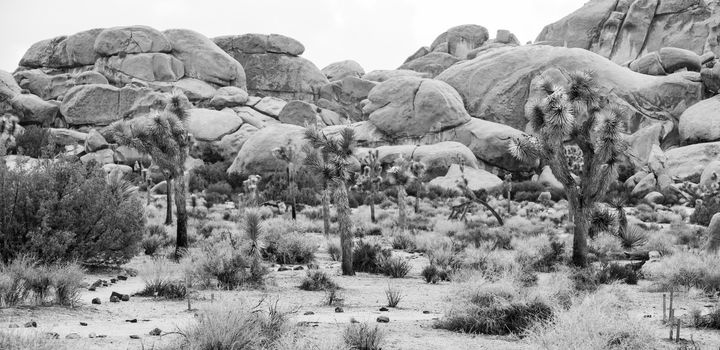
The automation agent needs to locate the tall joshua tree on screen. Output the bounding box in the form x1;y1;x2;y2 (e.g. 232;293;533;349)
109;92;192;256
508;70;627;267
305;127;356;275
272;143;299;220
302;143;332;236
358;150;382;223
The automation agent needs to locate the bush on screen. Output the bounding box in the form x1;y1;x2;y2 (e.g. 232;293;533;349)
0;256;84;307
437;297;553;335
385;284;403;307
378;256;411;278
183;240;266;290
353;241;391;273
13;125;53;158
0;158;144;264
597;263;639;285
641;252;720;291
617;225;648;249
344;322;385;350
0;331;55;350
570;267;600;292
299;271;337;291
263;231;316;264
391;232;415;251
327;240;341;261
422;265;440;284
497;181;565;202
137;258;187;299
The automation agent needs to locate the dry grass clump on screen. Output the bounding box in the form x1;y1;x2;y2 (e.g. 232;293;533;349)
327;239;342;261
344;322;385;350
137;257;187;299
525;287;658;349
0;256;84;307
0;330;60;350
641;252;720;292
181;239;267;290
378;255;411;278
299;270;338;291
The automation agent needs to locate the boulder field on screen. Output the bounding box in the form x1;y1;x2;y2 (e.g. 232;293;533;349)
3;1;720;193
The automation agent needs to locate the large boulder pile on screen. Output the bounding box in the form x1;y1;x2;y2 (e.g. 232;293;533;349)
213;34;328;101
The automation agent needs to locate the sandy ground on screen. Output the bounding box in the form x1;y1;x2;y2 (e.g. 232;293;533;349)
3;247;720;349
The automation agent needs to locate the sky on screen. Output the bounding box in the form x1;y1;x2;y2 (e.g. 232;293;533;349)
0;0;586;73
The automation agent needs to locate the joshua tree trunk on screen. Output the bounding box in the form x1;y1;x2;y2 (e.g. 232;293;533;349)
397;185;407;229
322;186;331;237
414;194;420;214
287;166;296;220
336;182;354;276
616;206;627;237
370;198;376;223
165;178;173;225
174;172;188;255
571;203;591;267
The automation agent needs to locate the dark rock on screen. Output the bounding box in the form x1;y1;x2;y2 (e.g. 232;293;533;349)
303;311;315;315
121;294;130;302
423;310;431;314
110;278;117;283
149;328;162;336
110;295;120;303
379;307;389;312
130;335;141;339
334;307;344;313
117;275;128;281
92;297;101;305
277;266;290;271
293;266;304;271
88;287;96;291
377;316;390;323
24;321;37;328
96;334;107;338
80;322;88;326
126;319;138;323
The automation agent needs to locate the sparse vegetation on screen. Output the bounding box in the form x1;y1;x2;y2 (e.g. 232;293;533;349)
344;322;385;350
299;270;338;291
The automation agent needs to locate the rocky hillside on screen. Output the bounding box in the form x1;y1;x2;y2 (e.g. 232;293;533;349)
1;1;719;202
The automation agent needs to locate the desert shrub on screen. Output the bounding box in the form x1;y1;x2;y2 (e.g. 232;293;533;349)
142;224;168;256
634;203;657;222
263;230;316;264
0;331;56;350
391;231;415;251
569;267;600;292
378;255;411;278
690;184;720;226
437;280;553;335
642;252;720;292
0;158;144;264
299;270;337;291
597;263;638;285
693;306;720;329
14;125;53;158
673;221;704;249
206;181;233;199
589;232;623;259
301;206;324;221
187;160;244;193
425;243;458;270
344;322;385;350
525;288;658;349
498;181;565;202
385;284;403;307
617;224;648;249
0;256;84;307
137;257;187;299
258;170;321;206
327;240;341;261
174;300;296;350
183;240;265;290
515;238;566;272
422;265;440;284
434;218;465;237
643;230;676;256
516;268;539;287
352;241;391;273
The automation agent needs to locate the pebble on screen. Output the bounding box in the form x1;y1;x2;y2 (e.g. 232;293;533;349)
422;310;430;314
8;324;19;328
130;335;141;339
334;307;344;313
110;295;120;303
80;322;88;326
121;294;130;302
149;328;162;336
377;316;390;323
278;266;290;272
66;333;81;339
117;275;128;281
126;319;138;323
303;311;314;315
92;297;101;305
293;266;304;270
24;321;37;328
88;332;96;338
379;307;389;312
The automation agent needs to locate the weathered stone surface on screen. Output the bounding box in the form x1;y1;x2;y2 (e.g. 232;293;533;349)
10;94;59;124
623;122;672;171
705;213;720;253
253;96;287;118
163;29;246;88
665;141;720;180
357;142;478;179
60;84;154;125
208;86;249;109
213;33;304;56
321;60;365;81
398;52;460;78
362;69;431;82
318;76;377;122
700;160;720;188
19;29;102;68
186;108;243;142
632;172;657;198
94;26;172;56
430;24;489;59
210;123;260;160
495;29;519;45
629;52;666;75
537;0;720;62
80;149;114;165
85;129;108;152
644;191;665;204
658;47;702;73
113;146;145;166
0;70;21;100
537;165;564;190
49;128;87;145
363;76;471;138
227;124;307;174
679;95;720;145
173;78;216;101
436;45;702;130
233;106;279;129
95;53;184;84
14;69;108;100
429;164;502;193
278;100;321;127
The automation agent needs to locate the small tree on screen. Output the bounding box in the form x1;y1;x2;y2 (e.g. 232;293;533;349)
272;143;299;220
386;156;424;230
358;150;382;223
508;70;627;267
305;127;356;275
109;92;192;256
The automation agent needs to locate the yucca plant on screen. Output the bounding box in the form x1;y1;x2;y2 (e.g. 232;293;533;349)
509;70;628;267
618;224;648;249
244;209;264;257
108;91;192;255
305;127;356;275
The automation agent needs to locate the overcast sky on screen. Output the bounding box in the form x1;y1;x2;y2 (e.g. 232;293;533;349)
0;0;585;73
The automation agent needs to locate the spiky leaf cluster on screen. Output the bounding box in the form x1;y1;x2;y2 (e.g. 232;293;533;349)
386;155;423;187
304;127;356;186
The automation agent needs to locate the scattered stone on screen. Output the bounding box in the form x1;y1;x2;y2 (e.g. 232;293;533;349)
422;311;431;314
66;333;81;339
149;328;162;336
376;316;390;323
117;275;128;281
303;311;315;315
379;307;389;312
88;287;96;292
80;322;88;326
24;321;37;328
45;332;59;339
277;266;290;272
293;266;304;271
130;335;141;339
92;297;101;305
110;278;117;283
334;307;344;313
110;295;120;303
96;334;107;338
126;319;138;323
121;294;130;302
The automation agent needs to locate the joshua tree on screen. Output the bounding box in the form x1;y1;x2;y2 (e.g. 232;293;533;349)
508;70;628;267
109;92;192;256
302;143;333;236
410;158;427;214
305;127;356;275
386;156;424;230
272;143;299;220
358;150;382;223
